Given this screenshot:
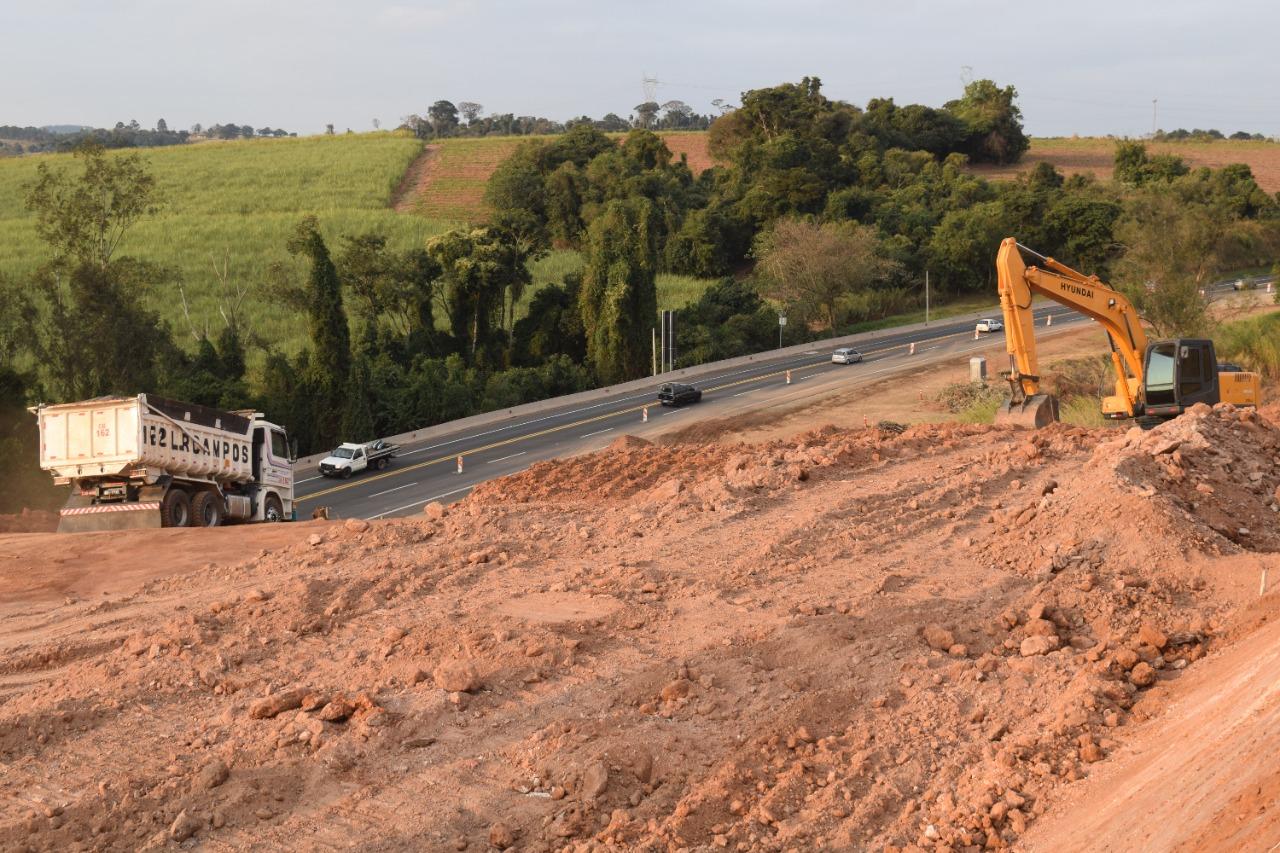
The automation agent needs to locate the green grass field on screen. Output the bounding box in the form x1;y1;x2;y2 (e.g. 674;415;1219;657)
0;132;722;356
0;133;446;353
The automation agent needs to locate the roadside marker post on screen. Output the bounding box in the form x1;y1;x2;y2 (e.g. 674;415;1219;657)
785;370;792;385
974;328;980;340
1047;314;1053;326
909;342;916;355
457;455;463;474
642;407;648;423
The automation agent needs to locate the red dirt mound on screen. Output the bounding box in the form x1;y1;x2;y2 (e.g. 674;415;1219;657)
0;407;1277;851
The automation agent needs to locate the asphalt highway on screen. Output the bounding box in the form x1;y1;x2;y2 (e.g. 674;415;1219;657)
292;302;1091;520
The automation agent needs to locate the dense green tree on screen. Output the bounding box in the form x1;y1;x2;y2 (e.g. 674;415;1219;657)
633;102;660;129
753;218;899;331
579;198;660;383
511;275;587;366
26;142;157;271
1113;140;1189;187
286;216;350;446
428;228;530;358
944;80;1030;165
429;100;460;135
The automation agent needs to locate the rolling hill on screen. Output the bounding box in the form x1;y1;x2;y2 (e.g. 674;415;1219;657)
4;129;1277;359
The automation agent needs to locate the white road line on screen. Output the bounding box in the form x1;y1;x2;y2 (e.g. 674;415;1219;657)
662;409;688;416
297;476;322;484
303;309;1087;475
487;451;527;464
581;427;614;438
369;482;417;498
368;485;474;520
732;390;753;397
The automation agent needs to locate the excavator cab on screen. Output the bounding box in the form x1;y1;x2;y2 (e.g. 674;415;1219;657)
1140;339;1220;421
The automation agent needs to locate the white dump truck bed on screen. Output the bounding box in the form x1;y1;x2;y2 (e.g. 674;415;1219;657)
36;394;256;484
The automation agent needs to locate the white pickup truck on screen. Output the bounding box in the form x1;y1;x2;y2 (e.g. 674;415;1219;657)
318;440;398;478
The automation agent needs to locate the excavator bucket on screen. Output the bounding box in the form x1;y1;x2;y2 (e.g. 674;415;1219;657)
994;394;1059;429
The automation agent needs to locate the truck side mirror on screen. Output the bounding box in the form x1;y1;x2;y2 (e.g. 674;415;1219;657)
289;439;298;464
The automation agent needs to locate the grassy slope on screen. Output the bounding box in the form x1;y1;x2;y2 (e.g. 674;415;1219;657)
0;133;443;352
0;132;721;356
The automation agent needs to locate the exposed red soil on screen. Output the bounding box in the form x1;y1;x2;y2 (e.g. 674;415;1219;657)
397;133;720;222
0;402;1278;851
661;133;718;175
0;510;57;535
390;143;441;213
969;140;1280;193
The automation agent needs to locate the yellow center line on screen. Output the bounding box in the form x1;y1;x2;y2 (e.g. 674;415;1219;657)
295;324;1015;503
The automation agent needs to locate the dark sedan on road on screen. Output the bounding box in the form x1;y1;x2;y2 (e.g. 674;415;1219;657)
658;382;703;406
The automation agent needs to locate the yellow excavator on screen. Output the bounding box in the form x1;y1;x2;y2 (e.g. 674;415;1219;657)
992;237;1261;428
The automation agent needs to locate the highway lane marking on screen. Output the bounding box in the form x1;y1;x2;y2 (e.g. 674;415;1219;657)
486;451;527;464
581;427;614;438
388;353;835;459
368;485;474;520
297;475;322;484
369;482;418;498
296;318;1087;504
298;313;1064;472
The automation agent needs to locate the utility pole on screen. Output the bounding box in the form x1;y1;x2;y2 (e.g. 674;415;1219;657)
652;328;657;376
1152;98;1158;137
925;270;930;326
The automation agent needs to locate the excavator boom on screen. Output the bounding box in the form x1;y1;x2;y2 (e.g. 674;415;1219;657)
993;238;1148;428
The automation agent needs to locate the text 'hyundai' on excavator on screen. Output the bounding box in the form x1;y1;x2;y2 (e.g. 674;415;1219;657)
992;237;1261;429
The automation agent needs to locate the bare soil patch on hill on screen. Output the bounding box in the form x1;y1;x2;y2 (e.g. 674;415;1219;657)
969;138;1280;193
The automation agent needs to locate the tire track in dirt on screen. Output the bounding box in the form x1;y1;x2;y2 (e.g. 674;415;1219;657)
390;144;441;213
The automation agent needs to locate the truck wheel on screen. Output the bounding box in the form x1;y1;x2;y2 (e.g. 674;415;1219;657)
264;494;284;522
161;489;192;528
191;491;224;528
341;467;353;479
375;457;388;471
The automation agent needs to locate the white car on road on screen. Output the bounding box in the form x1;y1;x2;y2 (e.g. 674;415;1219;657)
975;318;1004;333
831;347;864;364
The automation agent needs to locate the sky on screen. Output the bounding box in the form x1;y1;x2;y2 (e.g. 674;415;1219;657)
4;0;1278;138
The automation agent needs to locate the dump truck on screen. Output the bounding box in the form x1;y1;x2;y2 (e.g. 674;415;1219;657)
32;394;295;532
993;238;1262;428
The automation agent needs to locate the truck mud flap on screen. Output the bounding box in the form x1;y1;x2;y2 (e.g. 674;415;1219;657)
58;501;163;533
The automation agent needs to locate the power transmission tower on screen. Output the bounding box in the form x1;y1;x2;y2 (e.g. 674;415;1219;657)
642;73;660;104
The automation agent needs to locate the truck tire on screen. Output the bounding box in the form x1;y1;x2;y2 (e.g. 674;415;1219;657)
264;494;285;522
375;457;388;471
161;488;192;528
341;467;353;479
191;491;224;528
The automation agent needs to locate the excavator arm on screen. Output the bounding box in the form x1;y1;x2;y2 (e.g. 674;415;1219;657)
995;237;1148;426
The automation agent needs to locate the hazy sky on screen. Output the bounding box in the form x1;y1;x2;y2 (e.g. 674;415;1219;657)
5;0;1278;137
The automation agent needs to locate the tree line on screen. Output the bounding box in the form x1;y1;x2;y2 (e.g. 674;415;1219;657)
398;99;714;140
0;120;296;156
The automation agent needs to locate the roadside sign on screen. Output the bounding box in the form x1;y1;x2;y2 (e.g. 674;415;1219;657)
779;316;787;326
